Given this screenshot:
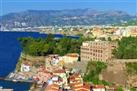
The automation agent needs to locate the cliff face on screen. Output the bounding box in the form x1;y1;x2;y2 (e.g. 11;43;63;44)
128;76;137;88
101;62;127;86
101;59;137;88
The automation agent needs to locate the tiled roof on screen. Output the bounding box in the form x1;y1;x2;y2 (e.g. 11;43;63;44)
65;53;79;57
45;84;60;91
69;82;83;87
53;69;65;73
69;73;81;79
72;86;90;91
94;85;105;89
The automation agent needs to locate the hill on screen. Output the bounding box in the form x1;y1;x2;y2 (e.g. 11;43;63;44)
0;9;135;28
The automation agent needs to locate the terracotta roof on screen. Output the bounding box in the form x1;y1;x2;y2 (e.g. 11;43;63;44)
45;88;59;91
72;86;90;91
70;82;91;91
75;88;90;91
68;73;82;84
94;85;105;89
65;53;79;57
22;61;32;66
83;83;91;89
53;69;65;73
69;73;81;79
69;82;82;86
45;84;60;91
76;89;90;91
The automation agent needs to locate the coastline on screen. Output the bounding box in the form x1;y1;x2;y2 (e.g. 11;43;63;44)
0;31;80;91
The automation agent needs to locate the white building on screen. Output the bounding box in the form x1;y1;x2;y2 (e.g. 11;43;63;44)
20;63;31;72
92;85;105;91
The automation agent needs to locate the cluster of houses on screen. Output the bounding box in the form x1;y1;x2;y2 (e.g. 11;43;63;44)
42;68;118;91
8;51;122;91
8;53;79;82
32;53;79;85
20;53;79;73
17;53;119;91
85;26;137;41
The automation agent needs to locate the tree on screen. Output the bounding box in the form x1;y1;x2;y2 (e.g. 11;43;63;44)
126;62;137;75
45;33;54;43
108;37;112;41
113;36;137;59
42;44;49;55
19;34;90;56
83;61;107;84
117;86;123;91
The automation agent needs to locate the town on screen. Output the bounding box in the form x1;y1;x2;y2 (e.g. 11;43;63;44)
1;25;137;38
0;0;137;90
2;24;136;91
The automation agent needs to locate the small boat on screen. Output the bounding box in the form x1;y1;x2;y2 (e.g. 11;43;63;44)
12;79;17;82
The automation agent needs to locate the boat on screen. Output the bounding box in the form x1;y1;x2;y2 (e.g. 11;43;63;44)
12;79;17;82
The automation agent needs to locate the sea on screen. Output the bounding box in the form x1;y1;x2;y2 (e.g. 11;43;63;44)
0;31;79;91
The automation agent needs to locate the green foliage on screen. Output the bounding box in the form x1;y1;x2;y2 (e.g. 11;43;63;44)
117;86;123;91
16;59;22;72
126;20;137;26
126;62;137;75
83;61;107;85
45;34;54;43
19;34;86;56
130;87;137;91
108;37;112;41
113;36;137;59
99;37;106;41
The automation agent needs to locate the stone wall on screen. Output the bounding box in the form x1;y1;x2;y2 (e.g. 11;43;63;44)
112;59;137;63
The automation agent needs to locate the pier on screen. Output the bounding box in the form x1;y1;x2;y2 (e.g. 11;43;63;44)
0;77;36;83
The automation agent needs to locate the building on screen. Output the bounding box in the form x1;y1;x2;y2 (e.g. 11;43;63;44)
20;62;31;72
44;83;60;91
68;73;83;84
68;73;91;91
53;69;68;85
92;85;105;91
80;40;117;62
45;53;79;68
129;27;137;37
92;27;104;38
33;66;52;84
105;86;118;91
63;53;79;64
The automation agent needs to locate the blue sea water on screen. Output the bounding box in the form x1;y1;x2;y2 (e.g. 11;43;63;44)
0;80;32;91
0;31;79;91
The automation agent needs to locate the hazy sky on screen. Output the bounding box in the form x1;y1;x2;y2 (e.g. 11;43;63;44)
0;0;137;15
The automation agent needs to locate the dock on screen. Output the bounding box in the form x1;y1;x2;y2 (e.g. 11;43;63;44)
0;77;36;83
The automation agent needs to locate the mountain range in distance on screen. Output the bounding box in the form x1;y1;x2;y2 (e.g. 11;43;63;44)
0;9;136;28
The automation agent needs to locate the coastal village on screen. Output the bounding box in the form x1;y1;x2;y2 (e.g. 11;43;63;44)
8;53;119;91
2;25;136;91
2;26;137;39
0;0;137;90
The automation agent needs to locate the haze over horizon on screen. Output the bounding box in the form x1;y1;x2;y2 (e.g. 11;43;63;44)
0;0;137;16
